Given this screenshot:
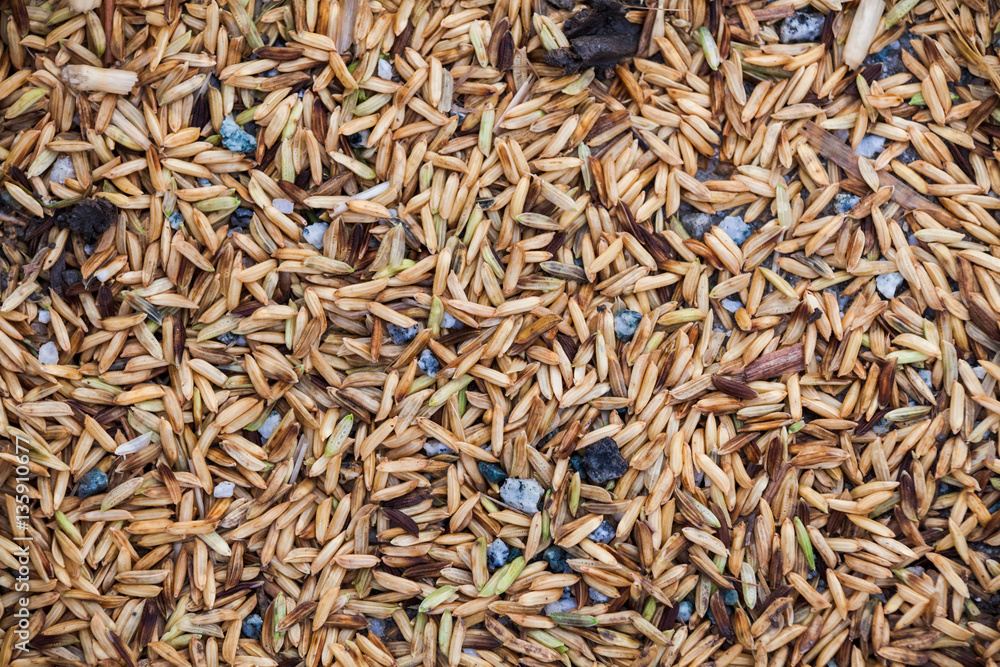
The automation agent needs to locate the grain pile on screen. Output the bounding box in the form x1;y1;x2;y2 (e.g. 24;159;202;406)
3;0;1000;665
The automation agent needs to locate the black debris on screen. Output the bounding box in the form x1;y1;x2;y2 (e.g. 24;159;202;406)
542;0;641;74
53;198;118;244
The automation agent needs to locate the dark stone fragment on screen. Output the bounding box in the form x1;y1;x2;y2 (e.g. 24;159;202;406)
78;468;108;498
242;614;263;639
541;0;640;73
49;252;67;294
478;461;508;486
218;332;239;346
386;322;418;345
348;131;370;149
543;545;569;573
53;198;117;244
581;437;629;485
588;520;615;543
231;207;254;229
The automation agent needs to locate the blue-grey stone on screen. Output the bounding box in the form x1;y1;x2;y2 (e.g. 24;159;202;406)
487;539;509;570
588;521;615;544
220;116;257;153
589;588;610;603
500;477;545;514
543;545;569;573
418;349;440;376
876;272;904;299
218;332;239;346
718;215;751;246
724;589;739;606
387;323;418;345
613;309;641;341
78;468;108;498
856;134;886;159
834;193;860;214
242;614;263;639
677;601;693;623
231;207;253;228
348;130;370;149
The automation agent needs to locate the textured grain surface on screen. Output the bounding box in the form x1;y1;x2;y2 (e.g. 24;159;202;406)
3;0;1000;666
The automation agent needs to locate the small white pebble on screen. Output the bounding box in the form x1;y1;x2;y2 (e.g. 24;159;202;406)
718;215;751;246
38;309;50;324
442;311;458;328
39;341;59;365
84;244;95;256
303;223;329;249
423;440;454;457
49;155;76;185
500;478;545;515
378;58;394;80
857;135;886;159
258;411;282;441
779;11;824;43
273;198;294;214
721;298;742;313
974;366;987;380
544;598;577;616
213;481;235;498
876;272;904;299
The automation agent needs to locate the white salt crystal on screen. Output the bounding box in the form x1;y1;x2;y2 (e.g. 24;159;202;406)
38;309;50;323
273;198;294;214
